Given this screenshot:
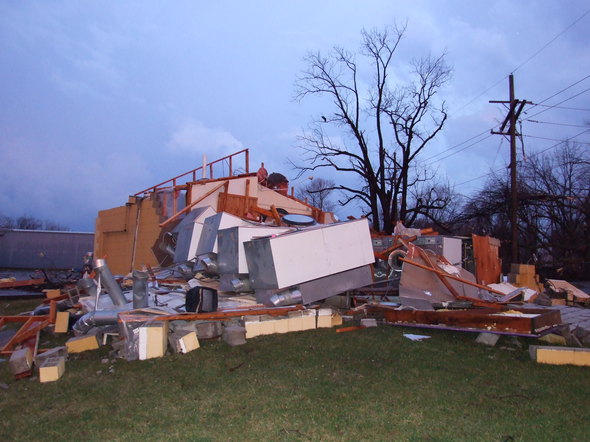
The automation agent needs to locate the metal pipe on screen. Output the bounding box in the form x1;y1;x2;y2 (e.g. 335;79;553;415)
77;278;98;298
72;310;123;335
132;269;149;309
93;259;127;306
269;288;303;306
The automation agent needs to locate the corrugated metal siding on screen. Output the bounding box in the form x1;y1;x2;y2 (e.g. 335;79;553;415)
0;229;94;269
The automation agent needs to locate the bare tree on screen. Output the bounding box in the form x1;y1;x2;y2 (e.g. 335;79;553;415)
293;25;451;233
459;141;590;278
0;213;15;229
16;215;43;230
296;177;337;212
0;214;70;231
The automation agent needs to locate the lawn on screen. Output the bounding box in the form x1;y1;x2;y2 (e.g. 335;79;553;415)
1;302;589;441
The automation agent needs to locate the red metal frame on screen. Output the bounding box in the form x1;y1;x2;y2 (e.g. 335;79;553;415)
134;149;250;196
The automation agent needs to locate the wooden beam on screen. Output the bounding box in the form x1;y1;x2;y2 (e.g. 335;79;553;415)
400;257;507;297
159;181;227;227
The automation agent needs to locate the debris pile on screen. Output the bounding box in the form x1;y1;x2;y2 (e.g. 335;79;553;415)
3;148;590;381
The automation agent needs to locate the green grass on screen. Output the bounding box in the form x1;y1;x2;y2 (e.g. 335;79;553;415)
1;321;589;441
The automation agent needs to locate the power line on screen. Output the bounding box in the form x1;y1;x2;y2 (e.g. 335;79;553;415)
527;86;590;118
450;7;590;118
525;119;589;128
512;7;590;73
425;134;494;166
532;104;590;112
455;128;590;187
422;128;492;164
450;77;507;117
522;134;590;144
528;73;590;109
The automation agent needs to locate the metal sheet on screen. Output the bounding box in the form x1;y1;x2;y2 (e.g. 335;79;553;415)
244;219;374;289
255;265;374;306
0;229;94;269
414;236;463;267
172;206;216;263
195;212;250;257
218;225;291;274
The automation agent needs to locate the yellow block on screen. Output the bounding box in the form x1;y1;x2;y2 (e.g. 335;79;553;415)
537;348;574;365
301;310;317;331
317;308;333;328
43;289;61;299
175;331;200;354
573;349;590;366
258;317;275;336
39;356;66;383
331;313;343;327
66;335;99;353
139;322;168;360
273;317;290;334
54;312;69;333
288;311;303;332
244;320;261;339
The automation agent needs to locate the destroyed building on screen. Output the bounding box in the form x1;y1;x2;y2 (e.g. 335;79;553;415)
3;148;590;383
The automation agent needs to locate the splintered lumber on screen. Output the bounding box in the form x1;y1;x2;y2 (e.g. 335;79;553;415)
0;278;45;289
159;181;228;227
367;304;561;336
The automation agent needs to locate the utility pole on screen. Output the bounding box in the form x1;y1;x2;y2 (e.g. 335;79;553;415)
490;74;530;264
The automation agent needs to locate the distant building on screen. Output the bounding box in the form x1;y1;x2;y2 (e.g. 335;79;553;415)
0;229;94;269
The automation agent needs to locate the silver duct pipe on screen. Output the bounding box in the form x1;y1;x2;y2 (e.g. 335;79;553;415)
94;259;127;307
72;310;122;335
132;269;149;309
200;256;219;274
77;278;98;298
269;288;303;306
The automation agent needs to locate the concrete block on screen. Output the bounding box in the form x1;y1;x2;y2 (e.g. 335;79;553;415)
35;346;67;368
195;321;222;339
9;348;33;375
138;322;168;360
39;356;66;383
475;332;500;346
222;326;247;346
360;318;378;328
169;331;200;354
66;335;99;353
54;312;70;333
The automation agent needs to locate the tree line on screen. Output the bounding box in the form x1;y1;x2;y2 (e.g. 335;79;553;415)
0;214;70;231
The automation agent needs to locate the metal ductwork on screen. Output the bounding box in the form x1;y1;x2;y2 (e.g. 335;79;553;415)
269;288;303;306
94;258;127;307
230;277;252;293
132;269;149;309
77;277;98;298
72;310;122;335
200;256;219;274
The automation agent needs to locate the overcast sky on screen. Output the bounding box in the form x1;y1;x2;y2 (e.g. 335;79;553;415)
1;1;589;231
